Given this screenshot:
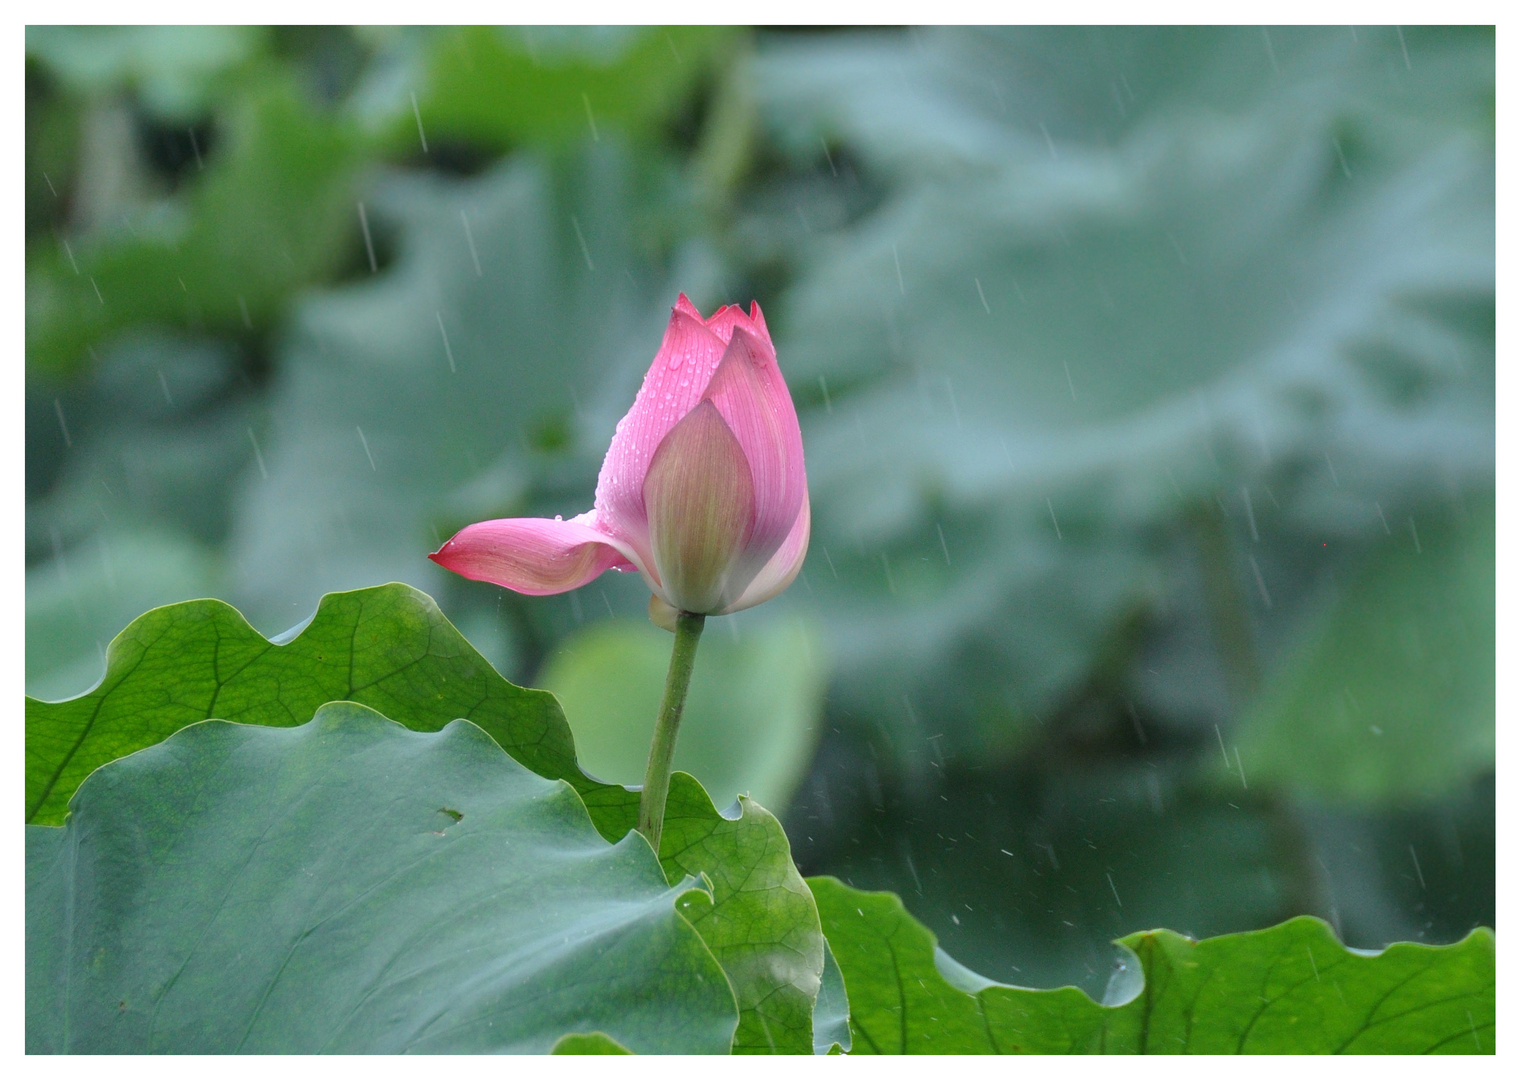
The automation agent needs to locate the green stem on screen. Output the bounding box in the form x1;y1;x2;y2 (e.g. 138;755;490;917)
638;611;706;853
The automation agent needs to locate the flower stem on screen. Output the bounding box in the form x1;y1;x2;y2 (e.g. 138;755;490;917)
638;611;706;854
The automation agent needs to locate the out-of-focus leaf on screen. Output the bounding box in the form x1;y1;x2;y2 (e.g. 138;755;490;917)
25;583;827;1055
222;147;686;632
27;76;363;374
26;703;738;1054
24;328;265;705
355;26;733;151
811;876;1494;1053
27;332;257;558
25;528;221;702
540;616;827;812
1238;493;1493;802
26;25;267;118
748;26;1494;766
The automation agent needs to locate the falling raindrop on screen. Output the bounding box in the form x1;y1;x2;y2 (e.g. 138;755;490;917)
1249;553;1272;608
410;90;429;153
53;398;72;448
570;215;595;272
356;425;376;471
357;203;377;274
435;312;456;373
1242;486;1259;541
1046;497;1062;540
1038;121;1058;160
460;211;482;277
582;92;600;142
247;429;268;480
820;137;838;176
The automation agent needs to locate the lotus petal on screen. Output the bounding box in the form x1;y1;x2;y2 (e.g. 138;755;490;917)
642;400;756;613
429;513;637;596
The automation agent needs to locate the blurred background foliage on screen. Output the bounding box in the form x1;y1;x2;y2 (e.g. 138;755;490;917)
26;25;1493;996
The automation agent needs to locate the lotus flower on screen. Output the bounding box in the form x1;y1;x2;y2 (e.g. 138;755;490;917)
430;295;810;626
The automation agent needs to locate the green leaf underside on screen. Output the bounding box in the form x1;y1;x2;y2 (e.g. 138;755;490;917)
25;583;826;1054
812;940;852;1054
26;704;737;1053
810;877;1494;1054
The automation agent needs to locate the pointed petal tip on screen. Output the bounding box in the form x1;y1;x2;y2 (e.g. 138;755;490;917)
748;301;772;345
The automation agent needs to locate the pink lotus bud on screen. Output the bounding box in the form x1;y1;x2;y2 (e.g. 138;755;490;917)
430;295;810;620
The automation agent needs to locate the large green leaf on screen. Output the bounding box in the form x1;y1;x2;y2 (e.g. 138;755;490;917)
810;877;1494;1053
539;616;826;812
25;582;826;1054
1238;493;1494;802
24;582;611;828
26;702;737;1053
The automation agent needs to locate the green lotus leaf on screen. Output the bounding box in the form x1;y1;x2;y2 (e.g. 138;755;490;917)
811;876;1494;1053
25;582;826;1053
26;702;737;1053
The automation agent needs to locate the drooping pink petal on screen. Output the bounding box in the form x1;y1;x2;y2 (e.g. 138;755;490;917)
642;400;757;614
592;297;728;563
428;512;637;596
719;492;811;614
698;326;807;595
